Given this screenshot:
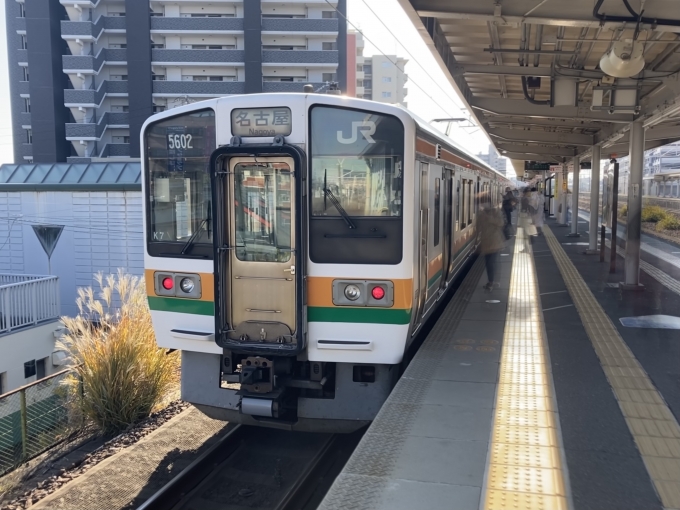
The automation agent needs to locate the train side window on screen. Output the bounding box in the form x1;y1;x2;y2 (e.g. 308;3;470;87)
459;179;466;230
455;178;460;231
434;178;440;247
468;180;473;226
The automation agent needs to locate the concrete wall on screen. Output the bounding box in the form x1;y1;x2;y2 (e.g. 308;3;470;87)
0;191;144;317
0;321;61;393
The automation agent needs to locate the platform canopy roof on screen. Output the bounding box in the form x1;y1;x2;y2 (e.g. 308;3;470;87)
398;0;680;169
0;162;141;191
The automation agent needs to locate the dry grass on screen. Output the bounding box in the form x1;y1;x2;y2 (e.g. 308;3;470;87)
657;215;680;232
58;272;179;435
641;205;668;223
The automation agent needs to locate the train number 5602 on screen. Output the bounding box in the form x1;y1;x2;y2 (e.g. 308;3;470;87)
168;134;193;150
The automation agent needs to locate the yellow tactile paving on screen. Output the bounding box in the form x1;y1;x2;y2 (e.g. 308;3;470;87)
482;227;570;510
544;224;680;510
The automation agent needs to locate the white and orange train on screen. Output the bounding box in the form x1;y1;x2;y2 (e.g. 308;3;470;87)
141;93;510;432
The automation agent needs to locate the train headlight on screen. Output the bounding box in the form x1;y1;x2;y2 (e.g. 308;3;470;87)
344;284;361;301
180;277;195;293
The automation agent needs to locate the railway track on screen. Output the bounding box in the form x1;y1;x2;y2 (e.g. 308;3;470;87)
137;425;364;510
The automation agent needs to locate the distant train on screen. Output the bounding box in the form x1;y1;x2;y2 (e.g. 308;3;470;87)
141;93;510;432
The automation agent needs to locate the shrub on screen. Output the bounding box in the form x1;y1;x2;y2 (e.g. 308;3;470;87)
59;271;179;435
641;206;668;223
657;215;680;232
619;205;628;217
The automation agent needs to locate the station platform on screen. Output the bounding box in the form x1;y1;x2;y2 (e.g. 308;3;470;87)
320;218;680;510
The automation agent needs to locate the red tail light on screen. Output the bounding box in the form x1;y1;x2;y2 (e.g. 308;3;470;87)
162;277;174;290
371;286;385;300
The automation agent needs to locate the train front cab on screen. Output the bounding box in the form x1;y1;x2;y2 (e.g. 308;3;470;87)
142;95;417;433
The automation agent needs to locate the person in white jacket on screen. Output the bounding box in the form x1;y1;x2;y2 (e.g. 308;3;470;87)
530;187;545;235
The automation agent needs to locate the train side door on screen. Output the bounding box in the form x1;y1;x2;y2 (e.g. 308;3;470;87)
228;156;297;342
414;162;429;330
424;165;443;311
441;168;454;288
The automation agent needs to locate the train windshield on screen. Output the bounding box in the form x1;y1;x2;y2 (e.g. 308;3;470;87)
144;109;216;257
310;106;404;218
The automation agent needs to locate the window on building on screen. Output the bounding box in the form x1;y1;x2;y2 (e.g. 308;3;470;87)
151;43;165;49
24;360;36;379
322;11;337;18
152;74;166;81
112;136;130;144
382;76;392;83
381;61;391;68
19;3;25;17
381;91;392;98
356;65;362;72
24;97;30;113
0;372;6;395
363;65;371;74
322;73;337;82
356;49;362;56
110;75;128;81
109;43;127;49
262;14;305;19
153;105;167;113
364;79;372;89
26;129;32;144
357;80;363;87
36;358;47;380
187;13;235;18
22;67;29;81
322;42;337;51
111;105;129;112
20;35;27;50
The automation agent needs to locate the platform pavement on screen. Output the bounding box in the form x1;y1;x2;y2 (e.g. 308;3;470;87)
320;217;680;510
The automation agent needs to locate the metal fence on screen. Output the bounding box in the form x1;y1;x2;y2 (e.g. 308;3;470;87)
0;369;81;476
0;274;60;334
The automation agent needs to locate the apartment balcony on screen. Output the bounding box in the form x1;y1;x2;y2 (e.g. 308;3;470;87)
99;143;130;158
65;112;129;140
261;18;338;32
262;50;338;65
61;16;126;39
150;17;243;32
62;49;127;73
19;112;31;127
0;275;59;335
64;80;128;106
153;81;246;95
262;81;325;93
152;49;245;64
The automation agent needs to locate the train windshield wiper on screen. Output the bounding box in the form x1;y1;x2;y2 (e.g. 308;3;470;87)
323;169;356;229
323;187;356;229
181;218;209;255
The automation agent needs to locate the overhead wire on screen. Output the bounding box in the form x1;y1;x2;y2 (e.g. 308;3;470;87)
321;0;479;134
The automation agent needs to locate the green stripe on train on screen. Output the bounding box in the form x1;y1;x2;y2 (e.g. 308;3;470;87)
148;297;215;316
308;306;411;325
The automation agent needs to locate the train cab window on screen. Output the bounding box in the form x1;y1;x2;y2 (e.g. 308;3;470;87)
144;109;216;258
434;178;440;247
309;105;404;264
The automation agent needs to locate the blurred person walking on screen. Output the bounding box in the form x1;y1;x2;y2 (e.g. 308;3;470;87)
530;187;545;235
502;187;517;239
477;192;505;291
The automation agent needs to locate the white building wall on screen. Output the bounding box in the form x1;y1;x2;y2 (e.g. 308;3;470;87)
0;191;144;317
364;55;407;106
0;321;61;393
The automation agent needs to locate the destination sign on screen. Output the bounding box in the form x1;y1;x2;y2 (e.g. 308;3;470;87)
231;107;292;137
524;161;551;171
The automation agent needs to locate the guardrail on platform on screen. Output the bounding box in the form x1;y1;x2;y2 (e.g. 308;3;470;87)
0;369;82;476
0;274;60;334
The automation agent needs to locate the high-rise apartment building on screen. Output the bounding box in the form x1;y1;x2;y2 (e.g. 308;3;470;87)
477;144;508;176
345;31;407;106
6;0;347;163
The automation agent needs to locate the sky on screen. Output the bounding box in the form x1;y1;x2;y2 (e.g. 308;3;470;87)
0;0;498;170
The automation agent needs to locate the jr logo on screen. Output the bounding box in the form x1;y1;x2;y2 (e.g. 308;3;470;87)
337;121;377;144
